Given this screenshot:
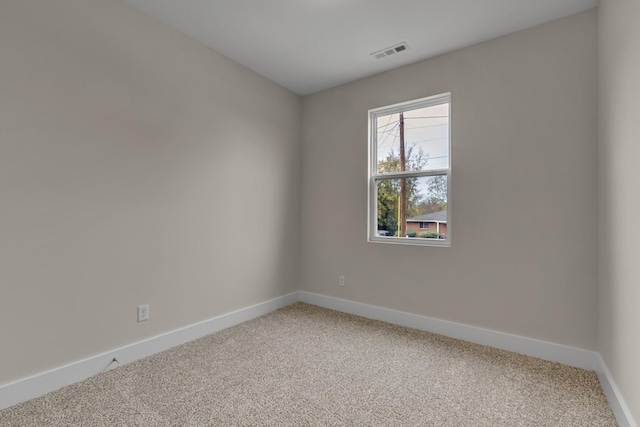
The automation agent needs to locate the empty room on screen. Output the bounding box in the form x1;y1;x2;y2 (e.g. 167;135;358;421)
0;0;638;425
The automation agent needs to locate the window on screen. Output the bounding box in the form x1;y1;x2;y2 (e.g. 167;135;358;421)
368;93;451;246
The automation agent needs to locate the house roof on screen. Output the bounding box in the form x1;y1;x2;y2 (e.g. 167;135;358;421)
407;210;447;223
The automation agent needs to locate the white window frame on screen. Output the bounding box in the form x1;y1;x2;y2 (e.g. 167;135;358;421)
367;93;452;247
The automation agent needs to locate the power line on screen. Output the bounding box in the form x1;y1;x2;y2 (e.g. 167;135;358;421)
378;125;398;134
377;115;395;131
403;116;448;119
378;117;447;128
411;136;448;143
377;120;399;130
378;123;399;148
404;123;448;130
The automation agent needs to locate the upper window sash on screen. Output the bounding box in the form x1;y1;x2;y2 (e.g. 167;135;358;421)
370;94;451;178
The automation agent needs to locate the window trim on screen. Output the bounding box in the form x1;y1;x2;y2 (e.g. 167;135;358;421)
367;93;452;247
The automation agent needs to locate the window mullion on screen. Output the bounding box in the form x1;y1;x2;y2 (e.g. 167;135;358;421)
373;170;448;181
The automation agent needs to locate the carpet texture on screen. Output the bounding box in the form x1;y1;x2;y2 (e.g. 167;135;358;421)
1;303;617;426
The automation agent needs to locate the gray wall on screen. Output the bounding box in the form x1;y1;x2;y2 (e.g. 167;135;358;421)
301;10;598;350
5;2;633;416
0;0;301;385
598;0;640;422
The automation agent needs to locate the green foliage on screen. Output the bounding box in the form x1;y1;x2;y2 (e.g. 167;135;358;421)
419;230;439;239
406;231;417;237
376;145;429;233
376;178;400;236
416;175;447;215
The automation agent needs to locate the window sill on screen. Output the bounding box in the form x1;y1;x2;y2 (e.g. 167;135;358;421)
368;236;451;247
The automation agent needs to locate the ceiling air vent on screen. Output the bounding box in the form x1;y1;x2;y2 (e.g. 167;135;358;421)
371;42;409;59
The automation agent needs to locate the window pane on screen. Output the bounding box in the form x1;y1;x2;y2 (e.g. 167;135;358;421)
376;175;448;239
376;103;449;175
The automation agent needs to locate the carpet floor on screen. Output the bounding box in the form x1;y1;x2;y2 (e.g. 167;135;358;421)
1;303;617;426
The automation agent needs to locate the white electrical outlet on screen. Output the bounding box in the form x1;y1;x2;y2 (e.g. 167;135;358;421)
339;275;346;287
137;304;149;322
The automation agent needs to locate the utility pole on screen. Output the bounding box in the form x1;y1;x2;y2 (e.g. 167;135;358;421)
399;112;407;237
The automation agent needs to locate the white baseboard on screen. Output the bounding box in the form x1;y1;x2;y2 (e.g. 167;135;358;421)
0;291;299;410
2;290;635;427
299;291;598;369
300;291;638;426
595;353;637;427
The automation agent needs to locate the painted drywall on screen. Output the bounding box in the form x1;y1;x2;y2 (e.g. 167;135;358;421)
0;0;301;386
598;0;640;422
301;10;598;350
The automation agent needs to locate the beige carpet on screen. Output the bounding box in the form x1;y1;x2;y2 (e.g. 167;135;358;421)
1;303;617;426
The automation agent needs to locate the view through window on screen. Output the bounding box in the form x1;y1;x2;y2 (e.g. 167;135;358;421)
368;93;451;246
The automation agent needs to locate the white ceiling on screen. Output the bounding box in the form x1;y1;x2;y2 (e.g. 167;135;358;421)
122;0;598;95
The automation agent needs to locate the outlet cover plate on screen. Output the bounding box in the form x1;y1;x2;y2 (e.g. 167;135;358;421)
137;304;149;322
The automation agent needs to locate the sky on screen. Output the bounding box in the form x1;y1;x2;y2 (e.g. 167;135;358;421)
375;102;450;172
